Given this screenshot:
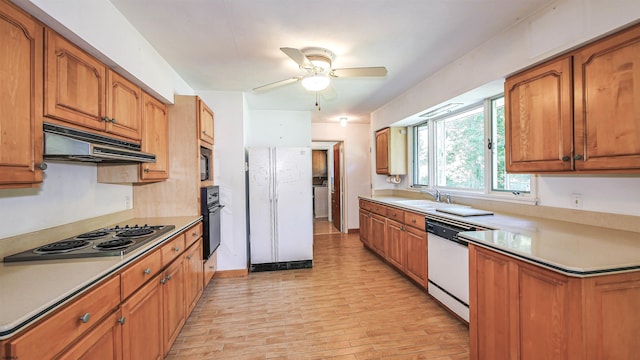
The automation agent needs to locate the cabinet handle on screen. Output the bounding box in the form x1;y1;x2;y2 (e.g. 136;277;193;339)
117;316;126;325
111;118;116;124
192;232;199;237
79;313;91;323
187;255;192;260
102;116;110;122
174;246;180;252
411;219;416;223
37;162;48;171
143;268;151;275
574;154;583;160
160;278;167;284
143;167;150;173
166;275;172;281
562;156;570;162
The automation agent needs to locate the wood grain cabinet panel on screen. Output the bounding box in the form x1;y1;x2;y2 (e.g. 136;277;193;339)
359;209;371;246
106;70;142;141
198;97;215;145
7;276;121;359
405;226;427;287
0;1;44;188
185;222;203;248
573;24;640;171
121;273;164;360
58;310;123;360
385;218;405;271
162;257;186;355
504;56;573;173
375;127;407;175
375;128;389;174
140;92;169;181
184;239;204;315
120;250;162;300
370;213;386;257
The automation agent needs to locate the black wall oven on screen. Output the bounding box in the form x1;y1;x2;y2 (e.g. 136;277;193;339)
201;185;223;259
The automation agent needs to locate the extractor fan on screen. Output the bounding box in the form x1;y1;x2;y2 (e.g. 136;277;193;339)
253;47;388;93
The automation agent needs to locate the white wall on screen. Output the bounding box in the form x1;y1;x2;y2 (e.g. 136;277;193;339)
12;0;193;102
312;122;372;230
370;0;640;216
198;91;248;271
247;110;311;147
0;163;132;238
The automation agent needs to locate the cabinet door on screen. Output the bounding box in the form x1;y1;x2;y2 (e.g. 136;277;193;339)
140;92;169;181
504;56;573;172
405;226;427;287
198;98;214;145
184;240;204;315
573;24;640;171
45;29;107;131
0;1;44;187
358;209;370;246
121;274;164;360
375;128;389;174
469;245;514;360
58;311;122;360
370;213;386;256
517;262;576;360
385;218;405;271
106;70;142;141
162;258;186;355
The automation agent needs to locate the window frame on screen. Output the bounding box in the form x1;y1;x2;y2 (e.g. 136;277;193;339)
409;95;537;204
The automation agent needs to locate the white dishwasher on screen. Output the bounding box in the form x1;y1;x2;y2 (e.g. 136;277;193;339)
427;218;479;322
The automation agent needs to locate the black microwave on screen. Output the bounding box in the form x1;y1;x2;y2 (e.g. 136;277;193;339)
200;146;212;181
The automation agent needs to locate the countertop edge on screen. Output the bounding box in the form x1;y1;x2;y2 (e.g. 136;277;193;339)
0;216;202;340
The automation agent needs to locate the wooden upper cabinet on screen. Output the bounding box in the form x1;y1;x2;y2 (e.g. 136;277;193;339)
573;24;640;171
198;98;214;145
504;56;573;173
375;127;407;175
106;70;142;141
0;1;44;188
45;29;107;131
140;92;169;181
375;128;390;174
45;29;143;142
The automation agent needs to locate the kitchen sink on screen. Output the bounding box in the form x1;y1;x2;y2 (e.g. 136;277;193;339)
392;199;470;210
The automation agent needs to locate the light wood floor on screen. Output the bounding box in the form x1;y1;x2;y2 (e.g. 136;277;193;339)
313;217;342;235
167;229;470;359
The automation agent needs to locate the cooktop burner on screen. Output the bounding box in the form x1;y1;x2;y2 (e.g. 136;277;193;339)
3;224;175;263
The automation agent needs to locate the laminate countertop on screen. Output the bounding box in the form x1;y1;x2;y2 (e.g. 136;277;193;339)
360;196;640;277
0;216;202;340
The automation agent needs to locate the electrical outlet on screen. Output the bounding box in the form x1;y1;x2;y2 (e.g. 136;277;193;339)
125;196;131;208
571;193;583;209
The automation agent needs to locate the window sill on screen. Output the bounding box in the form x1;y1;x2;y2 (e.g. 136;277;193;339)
407;186;538;205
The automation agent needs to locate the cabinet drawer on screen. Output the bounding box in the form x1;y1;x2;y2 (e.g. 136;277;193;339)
121;250;162;299
386;207;405;221
185;222;203;248
370;203;387;216
162;233;186;267
404;211;426;231
8;276;121;359
360;199;374;212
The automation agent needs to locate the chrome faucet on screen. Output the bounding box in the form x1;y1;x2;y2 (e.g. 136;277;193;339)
445;193;451;204
421;187;442;202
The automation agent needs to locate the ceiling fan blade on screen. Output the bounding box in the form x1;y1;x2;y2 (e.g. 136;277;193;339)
280;47;313;68
330;67;388;77
252;76;302;92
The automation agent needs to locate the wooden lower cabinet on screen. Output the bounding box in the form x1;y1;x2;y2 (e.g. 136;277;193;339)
162;257;186;354
359;209;370;246
405;226;427;287
58;310;123;360
185;240;204;314
470;244;640;360
385;218;405;270
121;273;164;360
370;213;386;256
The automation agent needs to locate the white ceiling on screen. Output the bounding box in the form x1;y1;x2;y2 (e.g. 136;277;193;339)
109;0;552;124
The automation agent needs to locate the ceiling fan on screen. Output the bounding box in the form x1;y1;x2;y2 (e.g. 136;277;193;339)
252;47;388;93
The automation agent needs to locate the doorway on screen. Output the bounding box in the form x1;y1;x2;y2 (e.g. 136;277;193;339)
311;141;344;234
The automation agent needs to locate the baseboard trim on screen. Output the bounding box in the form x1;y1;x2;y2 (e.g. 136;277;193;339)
214;268;249;278
348;228;360;234
250;260;313;272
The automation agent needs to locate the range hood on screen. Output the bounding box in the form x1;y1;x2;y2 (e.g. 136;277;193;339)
43;123;156;163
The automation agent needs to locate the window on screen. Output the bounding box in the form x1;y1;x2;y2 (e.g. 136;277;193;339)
491;97;530;192
412;96;531;196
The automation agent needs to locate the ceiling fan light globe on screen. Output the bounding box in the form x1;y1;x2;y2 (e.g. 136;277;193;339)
301;74;330;91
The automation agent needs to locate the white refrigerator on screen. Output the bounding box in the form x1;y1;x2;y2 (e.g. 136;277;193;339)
247;147;313;271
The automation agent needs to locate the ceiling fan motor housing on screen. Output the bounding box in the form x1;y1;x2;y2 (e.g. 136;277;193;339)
302;47;335;73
